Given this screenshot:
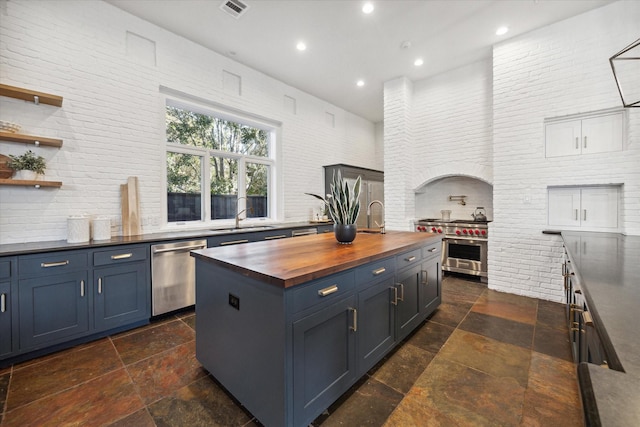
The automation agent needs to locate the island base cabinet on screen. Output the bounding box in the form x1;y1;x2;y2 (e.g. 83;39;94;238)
292;295;357;427
18;272;90;350
395;263;423;341
356;277;396;376
421;259;441;315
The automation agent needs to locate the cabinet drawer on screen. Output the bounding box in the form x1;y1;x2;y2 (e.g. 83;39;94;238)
396;248;422;269
422;242;442;259
19;251;88;277
93;246;147;266
355;256;395;286
292;271;355;314
0;260;11;279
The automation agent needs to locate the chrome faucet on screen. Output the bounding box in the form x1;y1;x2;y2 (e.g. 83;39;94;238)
235;196;247;229
367;200;385;234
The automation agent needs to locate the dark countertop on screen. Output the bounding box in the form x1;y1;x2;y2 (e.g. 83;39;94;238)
0;221;330;257
192;231;442;288
561;231;640;426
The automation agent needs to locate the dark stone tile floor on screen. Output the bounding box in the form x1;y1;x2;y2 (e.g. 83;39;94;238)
0;275;583;426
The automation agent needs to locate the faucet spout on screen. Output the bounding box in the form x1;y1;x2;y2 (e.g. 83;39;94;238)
235;197;247;229
367;200;385;234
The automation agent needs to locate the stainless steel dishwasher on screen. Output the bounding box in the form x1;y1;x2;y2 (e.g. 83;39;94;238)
151;239;207;316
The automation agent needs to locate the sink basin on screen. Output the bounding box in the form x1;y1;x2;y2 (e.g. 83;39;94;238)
210;225;275;233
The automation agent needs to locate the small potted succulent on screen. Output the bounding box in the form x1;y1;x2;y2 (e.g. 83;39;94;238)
8;150;46;181
307;170;361;244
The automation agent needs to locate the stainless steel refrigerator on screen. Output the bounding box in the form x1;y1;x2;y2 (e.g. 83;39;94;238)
324;164;384;229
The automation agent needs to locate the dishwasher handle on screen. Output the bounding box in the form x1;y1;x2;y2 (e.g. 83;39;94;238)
152;243;206;254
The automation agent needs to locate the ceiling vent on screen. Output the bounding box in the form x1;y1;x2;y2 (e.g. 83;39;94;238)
220;0;249;19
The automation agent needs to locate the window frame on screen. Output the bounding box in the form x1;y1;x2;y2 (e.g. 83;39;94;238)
161;94;279;229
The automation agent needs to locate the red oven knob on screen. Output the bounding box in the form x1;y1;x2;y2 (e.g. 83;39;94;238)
481;230;486;235
468;229;474;234
456;230;461;235
462;229;468;234
438;228;443;233
475;230;480;235
431;227;436;232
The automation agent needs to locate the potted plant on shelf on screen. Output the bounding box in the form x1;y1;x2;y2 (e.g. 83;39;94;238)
8;150;46;181
307;171;361;244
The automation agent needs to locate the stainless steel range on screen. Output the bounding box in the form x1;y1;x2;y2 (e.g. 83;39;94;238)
415;218;489;282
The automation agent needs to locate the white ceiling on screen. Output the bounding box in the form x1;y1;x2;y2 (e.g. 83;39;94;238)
106;0;614;123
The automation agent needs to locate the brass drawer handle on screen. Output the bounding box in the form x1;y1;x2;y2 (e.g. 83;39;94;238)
405;256;416;262
111;253;133;260
427;247;438;252
220;239;249;246
41;260;69;268
264;235;287;240
349;307;358;332
318;285;338;297
372;267;386;275
1;293;6;313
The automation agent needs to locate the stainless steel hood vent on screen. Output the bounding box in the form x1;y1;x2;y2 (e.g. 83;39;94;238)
220;0;249;19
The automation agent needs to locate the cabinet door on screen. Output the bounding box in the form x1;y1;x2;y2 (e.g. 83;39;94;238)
548;187;580;227
545;119;582;157
420;258;441;318
395;264;422;341
18;271;89;350
357;277;395;376
581;113;623;155
581;187;618;229
292;295;357;427
0;281;11;357
93;262;148;331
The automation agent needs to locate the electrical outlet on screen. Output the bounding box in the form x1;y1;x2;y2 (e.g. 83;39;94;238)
228;293;240;310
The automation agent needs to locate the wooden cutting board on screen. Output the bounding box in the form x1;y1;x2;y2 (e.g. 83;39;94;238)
121;176;141;236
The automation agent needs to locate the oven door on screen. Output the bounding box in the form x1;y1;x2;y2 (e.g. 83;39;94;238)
442;238;487;278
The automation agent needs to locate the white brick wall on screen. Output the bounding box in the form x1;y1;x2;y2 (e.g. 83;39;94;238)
491;0;640;301
0;0;379;244
384;1;639;301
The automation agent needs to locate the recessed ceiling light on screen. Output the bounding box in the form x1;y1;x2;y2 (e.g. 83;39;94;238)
296;41;307;51
496;26;509;36
414;58;424;66
356;80;365;87
362;2;374;14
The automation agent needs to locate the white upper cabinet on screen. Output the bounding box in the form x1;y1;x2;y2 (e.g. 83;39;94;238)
548;186;619;230
545;111;623;158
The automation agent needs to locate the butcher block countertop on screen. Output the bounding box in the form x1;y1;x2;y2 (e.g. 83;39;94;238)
191;231;442;288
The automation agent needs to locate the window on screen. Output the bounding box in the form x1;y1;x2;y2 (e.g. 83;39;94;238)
165;100;275;225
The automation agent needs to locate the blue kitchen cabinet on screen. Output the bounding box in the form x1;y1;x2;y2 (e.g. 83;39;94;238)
395;262;423;341
18;270;90;350
0;257;14;357
421;242;442;316
92;245;149;331
292;294;357;427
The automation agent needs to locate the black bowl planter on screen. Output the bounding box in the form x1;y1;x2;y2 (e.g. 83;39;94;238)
334;224;357;244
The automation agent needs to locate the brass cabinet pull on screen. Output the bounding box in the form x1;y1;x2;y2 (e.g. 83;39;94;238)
405;256;416;262
372;267;386;275
391;287;398;306
98;278;103;294
582;311;593;327
318;284;338;297
427;247;438;252
220;239;249;246
421;270;429;285
349;307;358;332
80;280;85;297
264;235;287;240
41;260;69;268
111;253;132;260
1;293;6;313
396;283;404;302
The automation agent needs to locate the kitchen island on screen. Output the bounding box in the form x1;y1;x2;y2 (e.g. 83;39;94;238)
191;231;442;427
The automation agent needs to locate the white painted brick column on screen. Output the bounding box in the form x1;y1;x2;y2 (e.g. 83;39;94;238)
383;77;415;230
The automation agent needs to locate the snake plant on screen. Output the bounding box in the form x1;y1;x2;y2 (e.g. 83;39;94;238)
306;170;361;225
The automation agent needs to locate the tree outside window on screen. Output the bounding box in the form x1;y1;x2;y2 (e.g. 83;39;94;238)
165;104;273;223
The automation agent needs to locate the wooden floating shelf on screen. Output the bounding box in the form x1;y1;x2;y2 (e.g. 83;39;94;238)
0;131;63;147
0;179;62;188
0;83;63;107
